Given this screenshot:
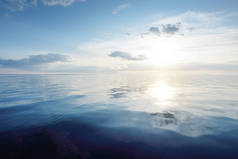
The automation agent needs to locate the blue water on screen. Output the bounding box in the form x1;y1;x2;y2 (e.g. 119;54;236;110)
0;72;238;159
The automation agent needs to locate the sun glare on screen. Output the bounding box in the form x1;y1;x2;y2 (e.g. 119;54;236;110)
148;81;175;106
144;36;183;67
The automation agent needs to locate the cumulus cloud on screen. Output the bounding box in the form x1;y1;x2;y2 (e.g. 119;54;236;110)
0;53;69;68
109;51;146;61
147;23;181;37
162;23;180;34
112;3;129;15
1;0;86;11
149;27;160;36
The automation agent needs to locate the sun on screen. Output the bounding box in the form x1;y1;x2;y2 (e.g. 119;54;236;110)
149;49;175;67
142;36;182;67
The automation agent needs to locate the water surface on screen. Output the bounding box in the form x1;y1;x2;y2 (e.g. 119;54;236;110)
0;72;238;159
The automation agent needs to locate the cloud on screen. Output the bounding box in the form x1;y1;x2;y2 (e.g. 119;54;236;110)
42;0;86;7
149;27;160;36
162;23;181;34
1;0;86;11
147;23;181;37
73;11;238;72
109;51;146;61
152;11;227;32
178;62;238;71
0;53;69;68
1;0;37;11
112;3;129;15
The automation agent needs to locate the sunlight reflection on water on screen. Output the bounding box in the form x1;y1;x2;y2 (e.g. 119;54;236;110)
147;80;176;108
0;72;238;138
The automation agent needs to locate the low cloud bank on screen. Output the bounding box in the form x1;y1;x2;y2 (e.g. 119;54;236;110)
0;53;69;68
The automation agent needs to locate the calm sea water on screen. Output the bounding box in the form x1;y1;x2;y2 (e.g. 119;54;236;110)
0;72;238;159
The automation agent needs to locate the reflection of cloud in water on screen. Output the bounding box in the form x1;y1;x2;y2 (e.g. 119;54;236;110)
77;109;238;137
149;112;178;127
109;86;145;99
146;110;238;137
109;86;131;98
148;111;202;136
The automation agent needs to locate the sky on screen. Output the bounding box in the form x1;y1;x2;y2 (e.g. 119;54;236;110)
0;0;238;73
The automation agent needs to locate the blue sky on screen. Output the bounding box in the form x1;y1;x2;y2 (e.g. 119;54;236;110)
0;0;238;73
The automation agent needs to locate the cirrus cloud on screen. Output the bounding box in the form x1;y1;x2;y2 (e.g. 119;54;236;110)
1;0;37;11
42;0;86;7
1;0;86;11
112;3;129;15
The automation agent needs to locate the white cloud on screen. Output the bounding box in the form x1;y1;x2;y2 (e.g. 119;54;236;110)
152;11;227;32
3;0;37;11
112;3;129;15
42;0;86;7
1;11;237;73
2;0;86;11
74;11;238;71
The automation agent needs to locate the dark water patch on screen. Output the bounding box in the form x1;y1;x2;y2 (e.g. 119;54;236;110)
0;119;238;159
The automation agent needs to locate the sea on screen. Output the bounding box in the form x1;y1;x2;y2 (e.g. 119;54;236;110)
0;71;238;159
